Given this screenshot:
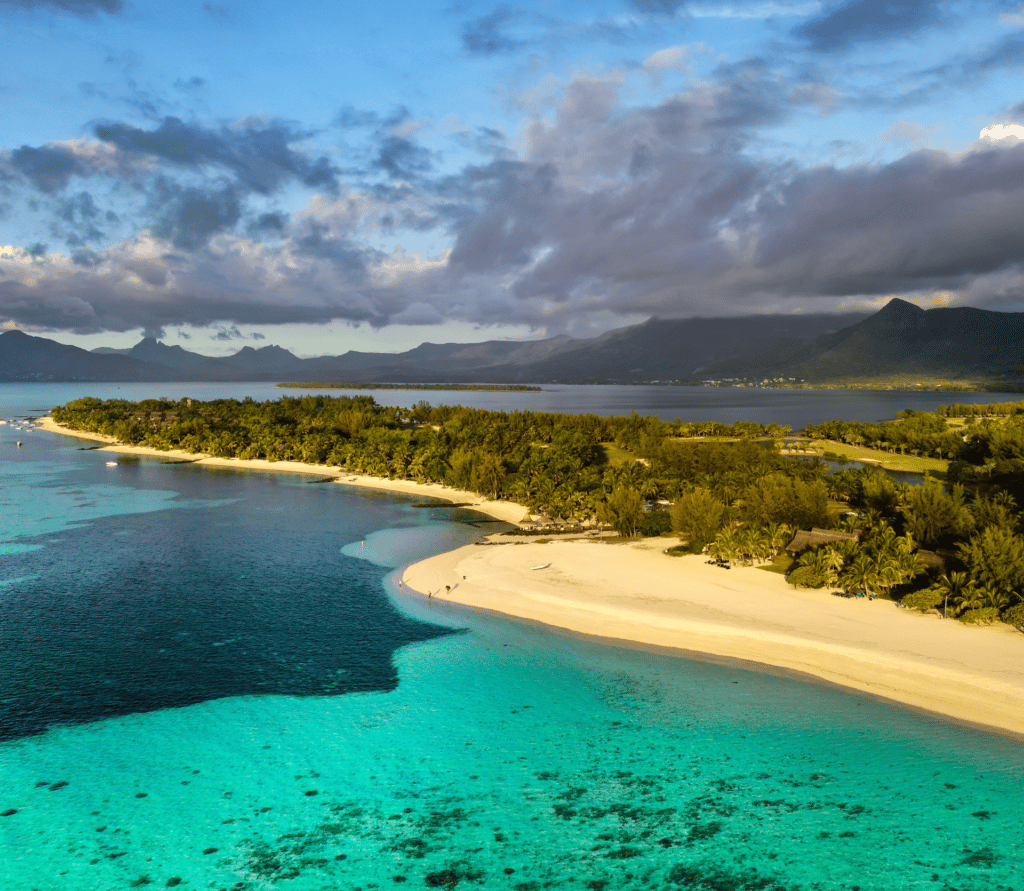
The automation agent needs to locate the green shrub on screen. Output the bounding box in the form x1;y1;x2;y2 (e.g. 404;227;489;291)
959;607;1001;625
1000;603;1024;630
900;589;944;611
787;566;826;589
641;509;672;537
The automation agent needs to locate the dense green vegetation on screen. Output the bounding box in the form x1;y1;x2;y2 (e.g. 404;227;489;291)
52;395;1024;631
276;382;541;392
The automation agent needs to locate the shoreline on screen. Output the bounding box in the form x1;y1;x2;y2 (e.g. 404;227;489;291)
38;416;530;525
41;416;1024;739
402;538;1024;740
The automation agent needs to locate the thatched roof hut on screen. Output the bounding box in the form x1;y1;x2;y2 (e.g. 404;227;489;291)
785;527;859;554
915;549;946;572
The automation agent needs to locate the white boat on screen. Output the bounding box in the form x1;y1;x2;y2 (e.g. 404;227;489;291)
530;563;551;570
105;461;118;466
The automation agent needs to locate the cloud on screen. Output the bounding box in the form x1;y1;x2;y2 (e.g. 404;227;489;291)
372;135;434;181
202;1;228;20
149;181;242;250
7;145;89;193
643;45;690;72
883;119;931;146
461;6;526;56
627;0;689;13
210;325;247;341
0;0;124;16
92;116;340;196
794;0;946;52
980;122;1024;142
746;142;1024;298
9;47;1024;341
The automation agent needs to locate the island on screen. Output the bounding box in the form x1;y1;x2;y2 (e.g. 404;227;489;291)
276;382;541;391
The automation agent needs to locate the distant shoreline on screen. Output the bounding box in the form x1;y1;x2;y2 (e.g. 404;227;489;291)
275;382;542;392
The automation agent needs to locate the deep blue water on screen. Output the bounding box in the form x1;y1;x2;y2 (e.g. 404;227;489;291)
2;383;1024;890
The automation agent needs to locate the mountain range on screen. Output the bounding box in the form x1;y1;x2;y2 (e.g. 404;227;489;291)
1;299;1020;387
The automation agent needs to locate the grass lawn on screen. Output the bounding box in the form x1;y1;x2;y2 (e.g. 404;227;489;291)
797;440;948;476
757;554;795;575
600;443;642;465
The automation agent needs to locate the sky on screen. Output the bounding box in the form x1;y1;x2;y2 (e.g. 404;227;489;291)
2;0;1024;357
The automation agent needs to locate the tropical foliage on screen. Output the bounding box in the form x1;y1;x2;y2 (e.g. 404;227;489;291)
51;394;1024;630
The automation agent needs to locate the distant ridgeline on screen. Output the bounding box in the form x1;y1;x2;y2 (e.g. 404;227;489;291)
51;394;1024;630
275;382;541;392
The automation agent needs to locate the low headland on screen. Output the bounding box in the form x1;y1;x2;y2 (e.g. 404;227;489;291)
275;382;541;392
39;394;1024;739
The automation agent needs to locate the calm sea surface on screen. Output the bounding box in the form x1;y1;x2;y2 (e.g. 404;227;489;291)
2;380;1019;429
2;383;1023;890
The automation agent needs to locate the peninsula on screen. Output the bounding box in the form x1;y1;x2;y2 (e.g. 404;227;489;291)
40;393;1024;737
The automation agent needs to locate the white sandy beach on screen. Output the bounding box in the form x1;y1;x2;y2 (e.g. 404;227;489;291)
38;416;529;525
41;415;1024;738
403;538;1024;738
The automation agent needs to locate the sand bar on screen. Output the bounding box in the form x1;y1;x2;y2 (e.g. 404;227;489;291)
38;416;529;525
403;537;1024;738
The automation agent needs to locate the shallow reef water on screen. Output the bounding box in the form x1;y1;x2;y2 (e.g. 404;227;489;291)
2;385;1023;890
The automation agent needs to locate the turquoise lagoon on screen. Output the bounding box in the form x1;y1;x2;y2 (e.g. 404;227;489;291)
1;384;1023;890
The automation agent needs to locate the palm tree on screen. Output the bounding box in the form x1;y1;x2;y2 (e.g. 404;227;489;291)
949;580;985;618
976;585;1013;612
765;522;793;558
839;554;877;598
935;571;973;619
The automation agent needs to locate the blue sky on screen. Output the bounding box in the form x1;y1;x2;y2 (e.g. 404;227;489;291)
3;0;1024;356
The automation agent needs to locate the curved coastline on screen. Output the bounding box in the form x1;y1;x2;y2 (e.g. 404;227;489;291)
42;415;1024;739
401;540;1024;740
38;415;529;525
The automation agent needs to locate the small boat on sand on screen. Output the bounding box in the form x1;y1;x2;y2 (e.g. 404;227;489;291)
530;563;551;570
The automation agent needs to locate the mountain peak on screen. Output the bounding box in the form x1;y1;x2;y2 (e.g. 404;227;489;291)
876;298;924;317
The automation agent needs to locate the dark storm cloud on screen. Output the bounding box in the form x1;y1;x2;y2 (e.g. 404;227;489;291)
49;191;108;246
372;136;434;180
247;211;289;236
71;248;103;266
705;58;798;131
148;181;242;250
93;116;340;196
748;142;1024;296
8;145;87;193
0;0;123;16
291;220;377;282
794;0;946;52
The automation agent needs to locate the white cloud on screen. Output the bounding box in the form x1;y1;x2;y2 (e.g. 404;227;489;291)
980;123;1024;142
643;46;688;72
